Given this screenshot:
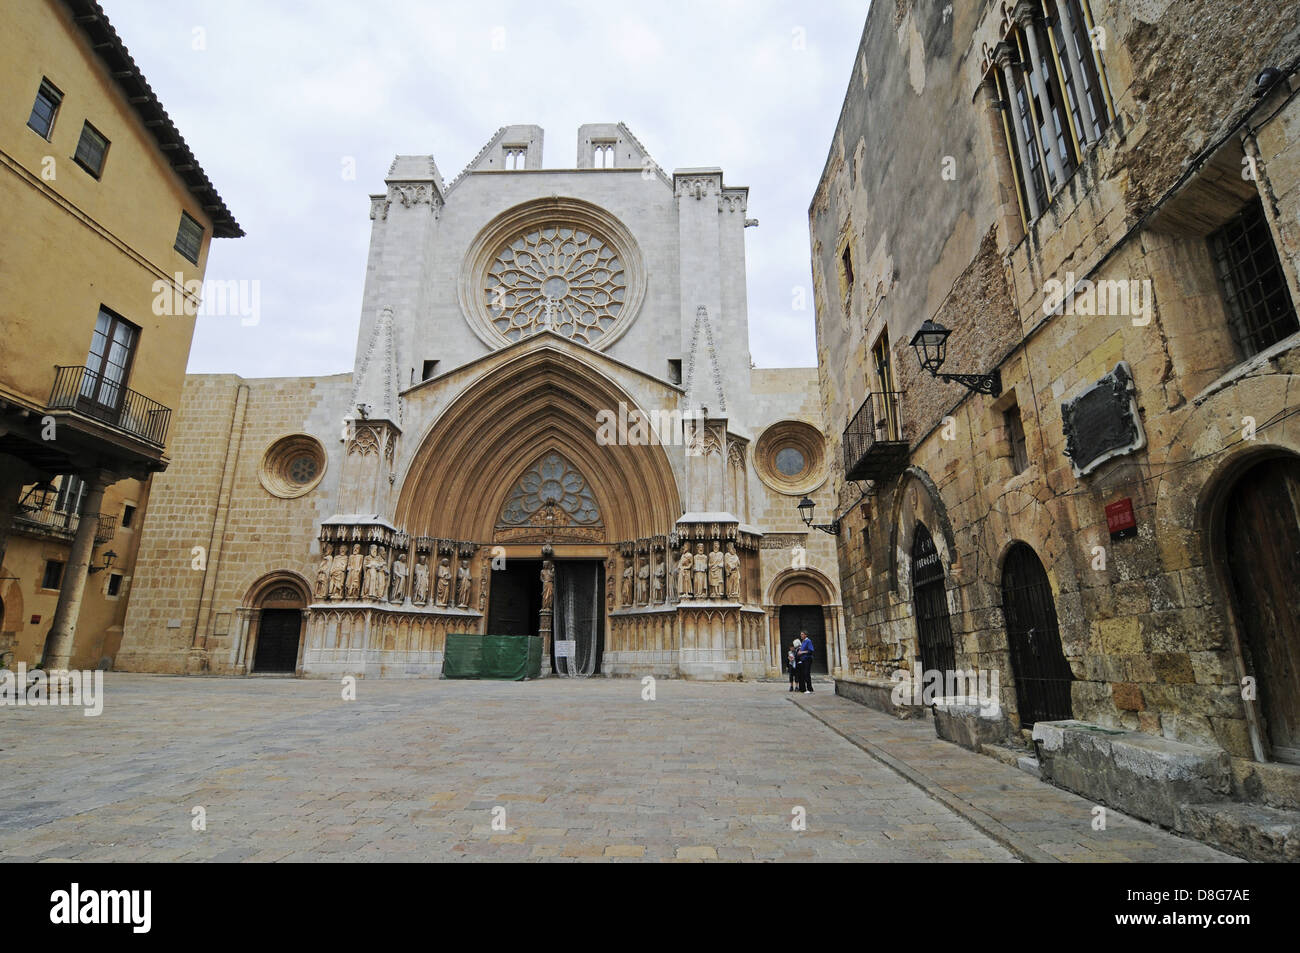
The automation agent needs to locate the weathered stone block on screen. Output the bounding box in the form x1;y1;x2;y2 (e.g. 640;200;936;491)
1032;720;1233;830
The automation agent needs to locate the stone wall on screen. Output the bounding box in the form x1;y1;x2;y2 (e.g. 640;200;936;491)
812;0;1300;756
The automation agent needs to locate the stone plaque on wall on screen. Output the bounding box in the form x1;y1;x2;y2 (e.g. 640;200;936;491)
1061;361;1146;478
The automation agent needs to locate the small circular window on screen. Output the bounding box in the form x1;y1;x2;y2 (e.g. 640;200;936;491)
288;454;320;485
775;447;807;478
259;435;327;499
755;421;826;495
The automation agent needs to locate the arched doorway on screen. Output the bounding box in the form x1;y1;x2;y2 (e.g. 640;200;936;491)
1220;456;1300;763
778;582;828;675
911;523;954;675
1000;543;1073;727
248;577;308;675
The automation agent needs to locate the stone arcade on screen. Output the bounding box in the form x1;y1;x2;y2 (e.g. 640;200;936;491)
118;124;844;680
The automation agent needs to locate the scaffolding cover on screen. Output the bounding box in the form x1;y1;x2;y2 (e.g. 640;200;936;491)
442;633;541;680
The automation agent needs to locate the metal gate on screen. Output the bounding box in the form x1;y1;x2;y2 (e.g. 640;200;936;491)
1000;543;1072;727
911;525;955;676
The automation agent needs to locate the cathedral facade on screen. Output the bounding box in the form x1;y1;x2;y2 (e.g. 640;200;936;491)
117;124;842;680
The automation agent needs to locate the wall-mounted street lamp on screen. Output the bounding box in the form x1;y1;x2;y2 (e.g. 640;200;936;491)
88;550;117;575
796;482;872;537
797;496;840;536
909;320;1002;397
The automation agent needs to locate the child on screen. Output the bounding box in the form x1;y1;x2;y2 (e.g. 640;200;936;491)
787;640;800;692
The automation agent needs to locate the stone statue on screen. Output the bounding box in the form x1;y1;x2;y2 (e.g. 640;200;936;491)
315;543;331;601
329;544;349;601
692;543;708;599
636;560;650;604
435;557;452;607
606;558;616;611
541;560;555;610
708;541;724;599
652;555;665;603
479;562;490;612
621;561;633;606
413;554;430;605
345;544;364;600
724;541;741;601
456;560;472;608
364;544;387;601
677;550;692;601
390;552;408;603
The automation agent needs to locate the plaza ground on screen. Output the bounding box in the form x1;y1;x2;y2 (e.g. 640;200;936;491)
0;674;1235;862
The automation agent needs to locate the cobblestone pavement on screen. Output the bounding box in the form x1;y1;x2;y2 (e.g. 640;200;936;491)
0;675;1234;862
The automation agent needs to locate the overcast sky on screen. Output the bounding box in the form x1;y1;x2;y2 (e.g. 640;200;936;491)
103;0;870;377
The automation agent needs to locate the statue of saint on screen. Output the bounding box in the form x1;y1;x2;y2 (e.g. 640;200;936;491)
435;557;452;607
540;560;555;610
412;554;430;605
677;550;693;601
364;544;387;601
605;558;616;611
652;556;666;603
708;541;724;599
621;562;633;606
479;562;489;612
456;561;472;608
345;544;364;600
692;543;708;599
389;551;408;603
329;544;349;601
636;560;650;604
315;543;332;601
724;541;741;601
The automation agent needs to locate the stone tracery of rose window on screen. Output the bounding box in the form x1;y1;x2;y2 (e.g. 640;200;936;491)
484;225;627;345
499;452;602;528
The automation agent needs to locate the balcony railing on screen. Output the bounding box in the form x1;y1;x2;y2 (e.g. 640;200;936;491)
13;502;117;544
844;391;910;482
48;365;172;447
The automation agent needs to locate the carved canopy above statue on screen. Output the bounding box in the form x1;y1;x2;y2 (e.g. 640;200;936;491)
496;451;604;542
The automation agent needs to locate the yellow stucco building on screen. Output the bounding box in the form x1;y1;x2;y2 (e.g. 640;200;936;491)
0;0;241;670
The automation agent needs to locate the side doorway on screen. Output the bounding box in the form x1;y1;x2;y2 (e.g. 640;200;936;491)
1221;456;1300;763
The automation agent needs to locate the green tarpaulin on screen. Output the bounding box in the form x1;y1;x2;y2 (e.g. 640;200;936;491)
442;633;542;681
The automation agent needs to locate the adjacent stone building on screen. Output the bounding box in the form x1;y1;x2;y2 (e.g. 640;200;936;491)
810;0;1300;795
0;0;241;671
119;125;843;680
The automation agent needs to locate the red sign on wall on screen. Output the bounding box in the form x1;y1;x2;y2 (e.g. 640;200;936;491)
1105;498;1137;541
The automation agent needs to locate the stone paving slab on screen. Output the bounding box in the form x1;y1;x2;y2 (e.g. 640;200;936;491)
791;690;1241;863
0;674;1238;862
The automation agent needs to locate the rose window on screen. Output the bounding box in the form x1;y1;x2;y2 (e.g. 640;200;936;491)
484;225;627;346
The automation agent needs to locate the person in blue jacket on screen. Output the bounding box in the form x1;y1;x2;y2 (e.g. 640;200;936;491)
796;630;815;694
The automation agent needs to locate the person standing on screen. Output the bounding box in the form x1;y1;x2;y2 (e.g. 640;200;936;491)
787;639;800;692
797;630;815;694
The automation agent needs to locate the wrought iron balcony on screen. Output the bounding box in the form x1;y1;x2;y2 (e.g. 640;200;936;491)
48;365;172;447
843;391;910;482
13;502;117;544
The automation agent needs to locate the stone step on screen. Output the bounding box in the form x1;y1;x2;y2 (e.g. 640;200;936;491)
981;742;1042;778
1177;802;1300;863
1230;757;1300;811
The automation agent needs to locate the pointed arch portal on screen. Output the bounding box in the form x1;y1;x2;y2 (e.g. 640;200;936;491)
395;346;680;544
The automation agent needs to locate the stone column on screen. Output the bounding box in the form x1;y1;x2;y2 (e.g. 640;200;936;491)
995;42;1042;221
979;78;1027;246
1052;0;1092;147
1014;2;1062;189
41;470;113;672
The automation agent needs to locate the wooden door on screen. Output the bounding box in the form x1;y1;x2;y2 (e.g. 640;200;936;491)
1224;457;1300;763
